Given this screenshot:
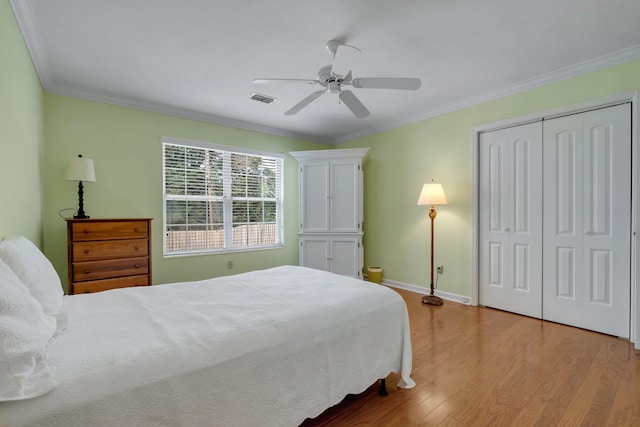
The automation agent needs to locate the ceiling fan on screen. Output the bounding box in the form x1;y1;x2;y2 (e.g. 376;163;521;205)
253;40;421;119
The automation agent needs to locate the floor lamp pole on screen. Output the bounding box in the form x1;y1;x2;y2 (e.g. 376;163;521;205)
422;206;443;306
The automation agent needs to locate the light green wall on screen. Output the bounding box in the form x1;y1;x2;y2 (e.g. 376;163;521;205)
6;0;640;298
345;59;640;297
0;1;44;244
42;94;324;291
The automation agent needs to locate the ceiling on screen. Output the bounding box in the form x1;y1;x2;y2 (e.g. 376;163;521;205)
11;0;640;145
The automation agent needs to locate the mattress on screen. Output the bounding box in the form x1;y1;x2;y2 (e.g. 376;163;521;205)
0;265;414;426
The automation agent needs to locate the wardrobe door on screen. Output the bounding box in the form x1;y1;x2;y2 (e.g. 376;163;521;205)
329;160;361;233
479;122;543;317
543;103;631;337
300;161;330;233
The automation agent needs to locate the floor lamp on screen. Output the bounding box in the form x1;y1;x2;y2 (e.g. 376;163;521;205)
65;154;96;219
417;181;447;306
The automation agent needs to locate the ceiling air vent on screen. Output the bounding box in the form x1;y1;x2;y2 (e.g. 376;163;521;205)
250;93;276;104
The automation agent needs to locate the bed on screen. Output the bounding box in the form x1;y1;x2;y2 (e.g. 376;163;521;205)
0;257;414;426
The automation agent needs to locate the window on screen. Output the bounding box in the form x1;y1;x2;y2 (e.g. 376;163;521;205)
162;137;284;256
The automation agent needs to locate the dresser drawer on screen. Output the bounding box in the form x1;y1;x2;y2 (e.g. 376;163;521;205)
73;257;149;282
71;220;149;241
73;275;150;294
73;239;148;261
66;218;152;294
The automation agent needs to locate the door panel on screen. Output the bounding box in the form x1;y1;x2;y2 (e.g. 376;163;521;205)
479;122;543;318
300;238;329;272
581;105;631;337
330;161;360;232
543;103;630;337
300;162;330;233
543;115;584;327
330;238;360;277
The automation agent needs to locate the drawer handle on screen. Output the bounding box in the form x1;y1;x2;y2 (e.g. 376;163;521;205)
135;264;140;268
134;246;139;251
134;228;139;232
84;249;90;254
84;269;90;274
83;229;89;234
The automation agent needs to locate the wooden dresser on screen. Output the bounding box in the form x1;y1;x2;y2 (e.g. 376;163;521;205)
66;218;152;294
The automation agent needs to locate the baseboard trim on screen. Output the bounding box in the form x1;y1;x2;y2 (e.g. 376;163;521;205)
380;278;471;305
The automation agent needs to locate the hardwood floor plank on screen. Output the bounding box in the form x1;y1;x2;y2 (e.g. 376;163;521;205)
303;289;640;426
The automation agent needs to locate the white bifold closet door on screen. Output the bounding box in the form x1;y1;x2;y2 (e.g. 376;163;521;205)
479;122;543;318
543;103;631;337
479;103;631;337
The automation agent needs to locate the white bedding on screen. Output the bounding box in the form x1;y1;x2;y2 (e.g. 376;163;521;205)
0;265;414;427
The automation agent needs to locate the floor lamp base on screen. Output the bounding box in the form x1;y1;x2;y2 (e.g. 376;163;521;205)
422;294;443;306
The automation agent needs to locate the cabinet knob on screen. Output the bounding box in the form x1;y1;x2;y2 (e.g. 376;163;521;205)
84;249;90;254
84;269;90;274
83;229;89;234
135;264;140;268
134;246;139;251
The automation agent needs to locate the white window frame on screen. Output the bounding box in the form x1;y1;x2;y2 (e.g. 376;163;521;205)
161;136;284;257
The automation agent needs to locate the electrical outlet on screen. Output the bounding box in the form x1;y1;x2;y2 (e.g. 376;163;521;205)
437;265;444;274
227;260;233;269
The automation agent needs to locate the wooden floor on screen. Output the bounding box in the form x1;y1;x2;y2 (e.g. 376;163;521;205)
302;289;640;426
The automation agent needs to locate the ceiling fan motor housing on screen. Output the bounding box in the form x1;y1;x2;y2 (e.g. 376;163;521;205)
317;64;347;93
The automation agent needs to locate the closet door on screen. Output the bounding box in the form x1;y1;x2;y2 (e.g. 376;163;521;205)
543;103;631;337
479;122;543;317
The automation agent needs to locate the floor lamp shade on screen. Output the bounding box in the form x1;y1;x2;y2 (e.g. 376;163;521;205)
65;154;96;219
417;182;447;207
417;181;447;306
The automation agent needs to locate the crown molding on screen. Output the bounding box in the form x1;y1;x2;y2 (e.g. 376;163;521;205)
10;0;52;89
334;44;640;144
11;0;640;146
49;85;333;145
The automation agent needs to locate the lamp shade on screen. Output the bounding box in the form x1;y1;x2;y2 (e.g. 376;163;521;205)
417;182;447;206
65;155;96;182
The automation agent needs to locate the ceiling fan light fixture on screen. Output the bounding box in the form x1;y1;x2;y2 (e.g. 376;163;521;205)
328;81;340;94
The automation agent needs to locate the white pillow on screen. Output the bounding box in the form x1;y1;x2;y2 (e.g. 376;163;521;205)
0;236;63;315
0;258;57;401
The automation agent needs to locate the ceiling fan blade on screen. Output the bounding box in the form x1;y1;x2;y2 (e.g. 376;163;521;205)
253;78;318;85
351;77;421;90
284;90;325;116
339;90;370;119
331;44;361;77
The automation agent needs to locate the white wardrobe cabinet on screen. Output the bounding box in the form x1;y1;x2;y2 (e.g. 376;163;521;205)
291;148;369;278
299;236;363;278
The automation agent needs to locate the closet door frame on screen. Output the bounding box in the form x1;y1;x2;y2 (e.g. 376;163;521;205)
472;90;639;347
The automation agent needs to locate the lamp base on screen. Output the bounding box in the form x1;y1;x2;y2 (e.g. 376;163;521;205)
422;294;443;306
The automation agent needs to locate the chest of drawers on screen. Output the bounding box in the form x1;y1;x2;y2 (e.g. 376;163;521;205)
66;218;152;294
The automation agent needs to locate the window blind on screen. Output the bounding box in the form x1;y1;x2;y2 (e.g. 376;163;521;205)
162;138;283;256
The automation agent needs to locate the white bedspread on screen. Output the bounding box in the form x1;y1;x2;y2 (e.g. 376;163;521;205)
0;265;414;427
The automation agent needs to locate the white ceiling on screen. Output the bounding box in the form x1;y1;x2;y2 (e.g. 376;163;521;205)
11;0;640;144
